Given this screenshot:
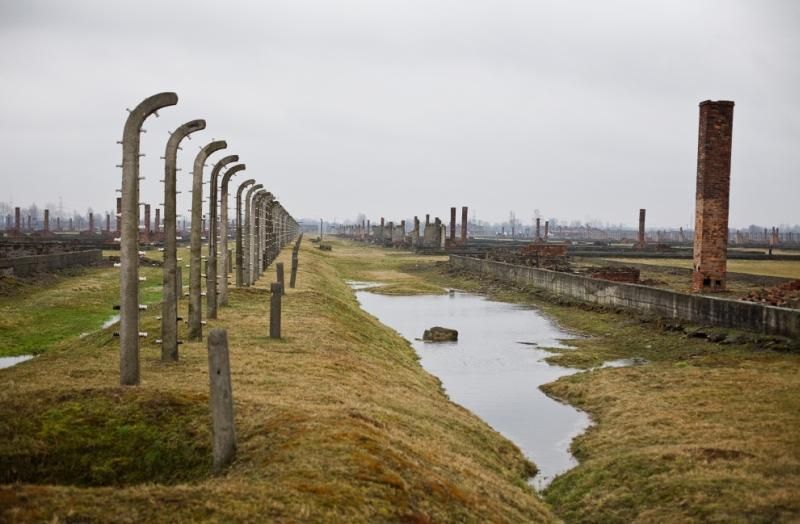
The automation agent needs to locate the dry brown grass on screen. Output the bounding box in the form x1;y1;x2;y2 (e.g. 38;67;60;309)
0;240;554;523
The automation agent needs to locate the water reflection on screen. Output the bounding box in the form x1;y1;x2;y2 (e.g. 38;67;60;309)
0;355;34;370
355;288;591;489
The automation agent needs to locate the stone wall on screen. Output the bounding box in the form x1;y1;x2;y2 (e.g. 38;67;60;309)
450;255;800;338
0;249;103;277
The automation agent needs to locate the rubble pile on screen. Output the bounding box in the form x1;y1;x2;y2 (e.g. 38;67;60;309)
741;280;800;309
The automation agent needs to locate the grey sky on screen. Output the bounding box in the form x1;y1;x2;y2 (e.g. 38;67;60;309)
1;0;798;228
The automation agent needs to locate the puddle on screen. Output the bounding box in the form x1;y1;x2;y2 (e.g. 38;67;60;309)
601;357;648;369
354;287;590;490
101;314;121;329
345;280;385;290
0;355;34;370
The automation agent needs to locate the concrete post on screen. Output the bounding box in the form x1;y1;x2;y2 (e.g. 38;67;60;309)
162;119;205;362
251;190;266;284
189;140;228;341
270;282;282;338
692;101;734;292
220;163;245;306
43;209;50;233
276;262;285;295
207;155;238;319
235;179;255;287
290;251;298;288
207;328;236;472
242;183;262;287
119;91;178;386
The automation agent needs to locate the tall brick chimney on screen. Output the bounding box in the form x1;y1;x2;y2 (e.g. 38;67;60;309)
461;207;468;242
638;209;646;248
116;197;122;234
692;100;734;292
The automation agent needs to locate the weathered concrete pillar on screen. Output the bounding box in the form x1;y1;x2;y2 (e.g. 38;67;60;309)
544;221;549;240
461;206;468;242
189;140;228;341
144;204;151;241
220;163;245;306
536;218;541;240
366;219;370;238
207;155;238;319
251;190;267;284
162;119;205;362
207;328;236;472
43;209;50;233
119;92;178;386
14;207;20;234
270;282;282;338
276;262;285;295
235;179;255;287
116;197;122;234
425;214;430;226
379;217;385;242
154;208;160;233
89;212;94;233
242;183;262;287
450;207;456;241
692;100;734;292
290;251;298;288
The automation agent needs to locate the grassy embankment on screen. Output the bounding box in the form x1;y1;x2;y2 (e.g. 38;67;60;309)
324;240;800;523
0;257;166;357
0;241;554;522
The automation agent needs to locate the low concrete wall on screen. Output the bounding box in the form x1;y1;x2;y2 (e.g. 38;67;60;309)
0;249;103;277
450;255;800;339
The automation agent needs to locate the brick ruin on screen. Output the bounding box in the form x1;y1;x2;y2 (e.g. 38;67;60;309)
692;100;734;292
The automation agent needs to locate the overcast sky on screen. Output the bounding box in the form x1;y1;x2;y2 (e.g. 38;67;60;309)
1;0;798;229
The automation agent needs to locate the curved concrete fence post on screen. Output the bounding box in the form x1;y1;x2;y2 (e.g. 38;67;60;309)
235;179;255;288
219;163;245;306
162;118;205;362
119;91;178;386
189;140;227;341
258;194;270;276
264;197;275;267
207;154;238;319
252;190;268;283
243;183;263;286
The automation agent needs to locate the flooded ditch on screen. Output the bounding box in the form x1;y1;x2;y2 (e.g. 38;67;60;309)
352;284;592;489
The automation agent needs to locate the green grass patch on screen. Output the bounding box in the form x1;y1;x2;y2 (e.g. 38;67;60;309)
0;388;211;486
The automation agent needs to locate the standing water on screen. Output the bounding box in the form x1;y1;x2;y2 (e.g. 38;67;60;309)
355;288;590;489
